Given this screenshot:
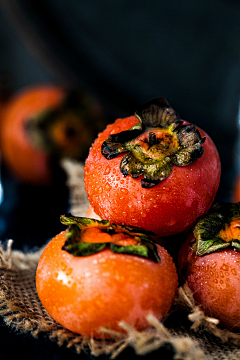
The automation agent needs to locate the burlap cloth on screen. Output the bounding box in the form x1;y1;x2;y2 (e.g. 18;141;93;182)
1;159;240;359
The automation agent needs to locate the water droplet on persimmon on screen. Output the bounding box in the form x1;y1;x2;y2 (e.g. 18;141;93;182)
66;268;72;275
105;183;111;191
120;188;128;195
104;166;111;175
61;263;67;271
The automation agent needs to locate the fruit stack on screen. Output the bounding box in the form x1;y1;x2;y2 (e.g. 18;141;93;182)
36;97;240;340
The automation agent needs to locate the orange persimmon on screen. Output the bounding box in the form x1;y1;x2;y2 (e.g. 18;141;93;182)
0;84;65;185
0;84;103;185
36;216;178;338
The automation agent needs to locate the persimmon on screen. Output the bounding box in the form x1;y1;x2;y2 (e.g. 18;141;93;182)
232;173;240;203
36;215;178;338
0;84;103;185
85;204;101;220
84;97;221;238
178;202;240;331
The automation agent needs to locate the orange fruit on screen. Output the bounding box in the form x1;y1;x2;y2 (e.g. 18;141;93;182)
36;216;178;338
0;84;65;185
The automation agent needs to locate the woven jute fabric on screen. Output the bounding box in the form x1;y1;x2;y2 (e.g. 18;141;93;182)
1;159;240;359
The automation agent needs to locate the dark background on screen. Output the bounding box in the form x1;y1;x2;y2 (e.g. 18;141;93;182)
0;1;239;358
0;0;239;254
0;0;239;194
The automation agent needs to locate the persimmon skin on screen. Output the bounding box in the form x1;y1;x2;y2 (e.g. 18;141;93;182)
36;230;178;338
232;173;240;203
178;232;240;331
0;84;65;185
84;116;221;238
85;204;101;220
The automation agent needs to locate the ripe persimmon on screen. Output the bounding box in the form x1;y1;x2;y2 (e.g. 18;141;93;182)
36;215;178;338
178;202;240;331
0;84;103;185
232;173;240;203
84;97;221;237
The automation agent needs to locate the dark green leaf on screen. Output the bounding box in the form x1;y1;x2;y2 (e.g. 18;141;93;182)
110;241;161;263
230;240;240;252
63;242;107;257
190;238;230;256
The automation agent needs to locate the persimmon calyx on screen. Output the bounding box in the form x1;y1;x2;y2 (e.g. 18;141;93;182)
60;214;161;262
25;90;100;160
101;97;205;188
191;202;240;256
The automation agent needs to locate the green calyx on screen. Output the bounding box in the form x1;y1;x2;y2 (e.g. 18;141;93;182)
60;214;161;263
101;97;205;188
191;202;240;256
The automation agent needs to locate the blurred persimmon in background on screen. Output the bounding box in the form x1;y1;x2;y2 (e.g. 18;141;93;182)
0;83;105;186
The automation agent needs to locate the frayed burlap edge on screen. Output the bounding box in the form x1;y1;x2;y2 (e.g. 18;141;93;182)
175;284;240;346
0;240;206;359
61;158;90;217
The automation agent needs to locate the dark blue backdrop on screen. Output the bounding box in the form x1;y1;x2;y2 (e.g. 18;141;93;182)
0;0;239;230
0;1;239;358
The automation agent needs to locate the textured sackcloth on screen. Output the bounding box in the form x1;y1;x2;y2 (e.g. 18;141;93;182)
1;159;240;359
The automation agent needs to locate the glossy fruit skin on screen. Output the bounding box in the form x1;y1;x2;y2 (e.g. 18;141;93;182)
36;230;178;338
84;116;221;237
0;84;65;185
86;204;101;220
178;232;240;331
232;174;240;203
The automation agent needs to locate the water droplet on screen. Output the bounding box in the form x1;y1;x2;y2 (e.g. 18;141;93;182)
115;274;126;283
104;166;111;175
102;271;111;278
220;264;229;271
105;183;111;191
61;263;67;271
66;268;72;276
85;271;92;278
